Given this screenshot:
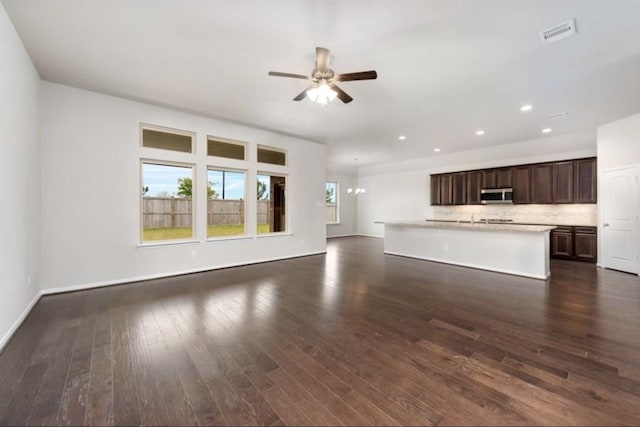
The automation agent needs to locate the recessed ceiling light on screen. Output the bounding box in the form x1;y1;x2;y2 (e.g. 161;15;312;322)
475;130;485;136
398;135;406;140
542;128;552;133
434;148;441;152
520;104;533;112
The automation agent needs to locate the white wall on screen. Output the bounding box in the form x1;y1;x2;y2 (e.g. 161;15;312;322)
0;4;41;348
357;170;429;237
597;113;640;170
356;131;597;237
40;82;326;292
326;173;357;238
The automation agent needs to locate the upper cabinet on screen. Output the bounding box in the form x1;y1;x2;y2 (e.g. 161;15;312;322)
430;174;441;206
512;166;532;204
496;168;513;188
553;161;574;204
481;169;497;189
574;158;597;203
452;172;467;205
531;163;554;204
440;174;453;205
430;157;596;206
466;170;482;205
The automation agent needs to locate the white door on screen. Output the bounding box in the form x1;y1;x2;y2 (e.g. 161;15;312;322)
601;166;639;274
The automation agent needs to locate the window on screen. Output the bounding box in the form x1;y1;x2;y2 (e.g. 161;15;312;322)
141;126;194;153
326;182;338;223
207;168;246;238
257;173;286;234
141;162;195;242
257;145;286;166
207;137;245;160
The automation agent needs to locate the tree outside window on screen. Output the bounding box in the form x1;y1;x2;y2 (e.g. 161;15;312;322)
326;182;338;223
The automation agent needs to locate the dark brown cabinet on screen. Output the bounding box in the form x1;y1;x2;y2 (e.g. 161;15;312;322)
429;157;596;206
574;158;597;203
551;226;597;263
430;174;441;206
551;226;573;258
496;168;512;188
481;169;497;189
440;174;453;205
574;227;597;262
512;166;532;204
466;170;482;204
531;163;554;204
553;161;574;204
452;172;467;205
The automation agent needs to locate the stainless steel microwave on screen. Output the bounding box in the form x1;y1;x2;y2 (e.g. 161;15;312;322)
480;188;513;204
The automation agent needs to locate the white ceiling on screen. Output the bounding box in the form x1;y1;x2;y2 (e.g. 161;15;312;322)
4;0;640;173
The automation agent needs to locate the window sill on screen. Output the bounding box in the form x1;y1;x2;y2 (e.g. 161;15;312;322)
327;222;341;225
256;232;293;239
137;239;199;248
205;234;253;242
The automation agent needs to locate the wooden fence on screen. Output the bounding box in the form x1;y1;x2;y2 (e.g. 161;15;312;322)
143;197;337;228
143;197;270;228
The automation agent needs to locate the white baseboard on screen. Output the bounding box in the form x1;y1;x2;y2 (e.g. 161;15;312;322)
0;292;43;353
356;233;383;239
327;234;357;238
42;250;327;296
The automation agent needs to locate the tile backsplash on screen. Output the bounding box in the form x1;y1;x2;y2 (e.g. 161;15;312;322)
432;204;597;226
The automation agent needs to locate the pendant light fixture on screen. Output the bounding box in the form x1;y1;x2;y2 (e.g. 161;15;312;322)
347;158;365;196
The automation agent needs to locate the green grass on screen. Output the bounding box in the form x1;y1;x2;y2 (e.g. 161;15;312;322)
143;224;271;241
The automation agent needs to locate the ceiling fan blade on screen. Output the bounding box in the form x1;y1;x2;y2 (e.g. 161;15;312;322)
293;87;312;101
333;70;378;82
329;84;353;104
315;47;330;70
268;71;309;80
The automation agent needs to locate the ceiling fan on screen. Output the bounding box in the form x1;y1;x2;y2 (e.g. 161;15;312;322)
268;47;377;105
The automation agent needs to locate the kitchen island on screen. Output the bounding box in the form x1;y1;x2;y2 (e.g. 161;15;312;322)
384;221;556;279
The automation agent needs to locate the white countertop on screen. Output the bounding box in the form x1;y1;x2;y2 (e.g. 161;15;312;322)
384;220;556;233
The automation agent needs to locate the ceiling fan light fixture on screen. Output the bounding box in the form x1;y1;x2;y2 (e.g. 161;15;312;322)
306;80;337;106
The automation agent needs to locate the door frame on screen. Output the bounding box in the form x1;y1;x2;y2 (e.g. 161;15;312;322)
598;164;640;275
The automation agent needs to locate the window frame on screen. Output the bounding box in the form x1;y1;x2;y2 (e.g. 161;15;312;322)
206;135;248;161
139;159;197;246
206;166;248;241
139;123;196;154
256;171;289;236
257;144;288;167
326;181;340;225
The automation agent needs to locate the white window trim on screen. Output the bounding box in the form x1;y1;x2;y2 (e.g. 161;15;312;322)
140;159;197;245
207;135;249;162
326;181;340;225
257;144;288;167
206;166;249;240
140;123;196;154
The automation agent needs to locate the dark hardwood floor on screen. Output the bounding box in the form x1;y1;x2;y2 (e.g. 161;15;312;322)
1;236;640;426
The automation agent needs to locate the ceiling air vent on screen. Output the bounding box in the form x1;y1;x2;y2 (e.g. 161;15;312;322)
548;112;568;120
539;19;577;44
